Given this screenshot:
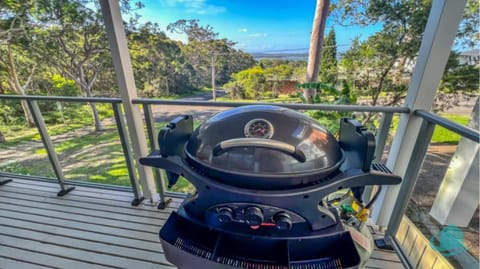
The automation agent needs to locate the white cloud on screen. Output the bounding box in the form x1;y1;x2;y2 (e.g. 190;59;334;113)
239;28;248;32
249;33;268;37
163;0;226;15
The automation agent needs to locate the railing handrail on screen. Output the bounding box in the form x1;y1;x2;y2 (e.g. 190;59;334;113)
0;95;411;113
415;109;479;142
132;98;411;113
0;94;122;103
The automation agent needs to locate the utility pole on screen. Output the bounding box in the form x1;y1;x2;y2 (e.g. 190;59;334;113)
211;53;216;101
305;0;330;103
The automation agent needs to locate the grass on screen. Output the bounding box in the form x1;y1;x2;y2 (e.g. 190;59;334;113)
0;103;114;149
390;113;470;144
431;114;470;143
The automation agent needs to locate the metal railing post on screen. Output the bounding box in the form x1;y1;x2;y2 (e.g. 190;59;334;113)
374;112;393;162
385;118;436;238
363;112;394;202
26;100;75;196
143;104;171;209
112;102;144;206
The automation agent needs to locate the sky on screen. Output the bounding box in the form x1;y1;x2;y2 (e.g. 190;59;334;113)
134;0;382;54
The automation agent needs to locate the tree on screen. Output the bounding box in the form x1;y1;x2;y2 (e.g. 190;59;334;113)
334;0;479;110
335;0;432;123
305;0;331;103
167;19;254;100
439;50;479;94
0;0;38;126
36;0;112;131
224;66;266;100
128;22;195;97
319;28;337;85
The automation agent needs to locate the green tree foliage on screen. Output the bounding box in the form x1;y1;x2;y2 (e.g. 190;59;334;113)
337;0;431;107
319;28;337;85
167;19;255;89
0;2;256;128
35;0;113;131
440;51;479;93
225;61;306;99
456;0;479;49
128;22;195;96
0;0;40;126
224;66;266;100
336;0;478;122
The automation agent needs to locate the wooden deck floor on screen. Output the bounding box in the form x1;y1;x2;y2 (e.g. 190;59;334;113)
0;177;404;269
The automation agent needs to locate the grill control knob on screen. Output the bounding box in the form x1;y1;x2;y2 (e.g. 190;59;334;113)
244;207;264;225
217;207;234;223
273;212;292;230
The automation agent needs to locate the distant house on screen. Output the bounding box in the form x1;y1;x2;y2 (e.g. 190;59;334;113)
458;49;480;66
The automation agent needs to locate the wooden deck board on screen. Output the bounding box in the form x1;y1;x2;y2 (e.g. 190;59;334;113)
0;194;170;223
0;177;404;269
0;256;53;269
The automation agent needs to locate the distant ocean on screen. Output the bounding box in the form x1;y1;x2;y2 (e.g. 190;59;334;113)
251;53;309;62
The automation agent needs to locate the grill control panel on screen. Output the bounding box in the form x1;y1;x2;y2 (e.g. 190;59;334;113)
208;203;305;230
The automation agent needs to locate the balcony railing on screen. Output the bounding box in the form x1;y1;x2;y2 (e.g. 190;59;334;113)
0;94;478;269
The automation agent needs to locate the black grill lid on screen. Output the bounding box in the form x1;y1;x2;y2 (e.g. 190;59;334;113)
185;105;344;185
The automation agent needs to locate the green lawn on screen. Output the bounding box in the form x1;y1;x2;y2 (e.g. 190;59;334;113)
390;113;470;144
431;114;470;143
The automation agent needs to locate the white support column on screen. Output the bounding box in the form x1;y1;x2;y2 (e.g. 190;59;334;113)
99;0;157;202
371;0;468;228
430;99;479;227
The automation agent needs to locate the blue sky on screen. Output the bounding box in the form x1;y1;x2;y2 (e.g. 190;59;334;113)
135;0;382;53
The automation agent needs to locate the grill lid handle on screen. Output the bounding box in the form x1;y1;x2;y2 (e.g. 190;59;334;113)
212;138;306;163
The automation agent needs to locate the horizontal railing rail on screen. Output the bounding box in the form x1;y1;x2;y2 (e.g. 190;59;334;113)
0;94;122;103
132;98;411;113
415;109;480;142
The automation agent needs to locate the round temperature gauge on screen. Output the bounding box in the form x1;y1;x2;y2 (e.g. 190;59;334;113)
244;119;274;139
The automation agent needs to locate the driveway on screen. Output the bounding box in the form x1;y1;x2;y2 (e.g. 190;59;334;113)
149;90;231;122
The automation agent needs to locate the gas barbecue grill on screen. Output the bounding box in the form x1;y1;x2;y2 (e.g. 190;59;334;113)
140;105;401;269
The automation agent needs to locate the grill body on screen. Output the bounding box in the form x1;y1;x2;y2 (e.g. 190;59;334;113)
140;105;401;269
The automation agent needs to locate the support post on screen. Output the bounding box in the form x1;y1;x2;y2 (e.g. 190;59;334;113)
27;100;75;196
100;0;157;202
385;120;435;236
371;0;468;230
429;99;479;227
112;103;144;206
143;104;172;209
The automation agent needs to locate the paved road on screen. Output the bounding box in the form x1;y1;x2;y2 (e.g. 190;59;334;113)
150;90;231;122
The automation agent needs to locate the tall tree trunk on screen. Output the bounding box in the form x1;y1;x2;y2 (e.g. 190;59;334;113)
20;100;35;127
305;0;331;103
84;87;104;132
6;43;35;127
89;102;103;131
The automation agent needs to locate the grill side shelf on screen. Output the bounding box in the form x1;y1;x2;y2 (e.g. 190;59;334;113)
371;163;393;174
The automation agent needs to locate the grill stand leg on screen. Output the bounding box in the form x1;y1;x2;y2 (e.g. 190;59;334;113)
157;198;172;209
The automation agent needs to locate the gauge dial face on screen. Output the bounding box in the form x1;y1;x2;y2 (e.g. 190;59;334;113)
244;119;274;138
